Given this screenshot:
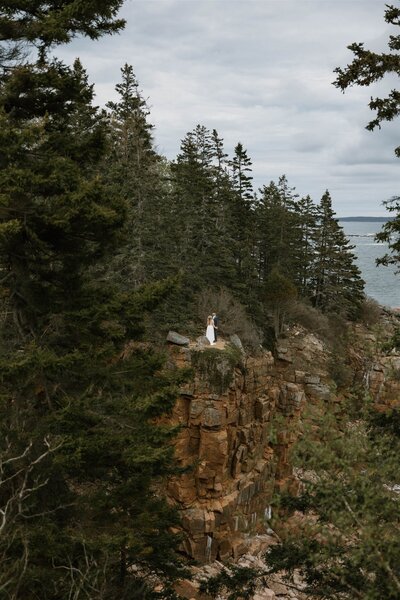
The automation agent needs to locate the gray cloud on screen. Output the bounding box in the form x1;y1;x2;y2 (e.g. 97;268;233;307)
56;0;399;216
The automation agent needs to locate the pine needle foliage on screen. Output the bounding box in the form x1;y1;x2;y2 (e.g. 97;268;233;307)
0;4;186;598
334;2;400;271
266;404;400;599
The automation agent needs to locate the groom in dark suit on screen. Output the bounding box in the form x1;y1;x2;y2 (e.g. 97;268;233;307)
212;313;219;342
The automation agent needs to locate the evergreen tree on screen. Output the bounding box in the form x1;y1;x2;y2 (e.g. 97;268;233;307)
255;176;298;284
0;6;185;597
333;3;400;156
375;195;400;270
228;143;257;301
210;128;230;229
210;129;239;286
263;268;297;338
211;129;229;184
334;2;400;269
103;64;172;287
172;124;214;268
292;194;318;297
171;125;236;292
0;0;125;61
266;406;400;600
230;142;253;203
202;403;400;600
0;58;119;332
311;191;364;316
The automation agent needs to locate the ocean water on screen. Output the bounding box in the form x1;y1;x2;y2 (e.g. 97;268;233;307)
340;220;399;309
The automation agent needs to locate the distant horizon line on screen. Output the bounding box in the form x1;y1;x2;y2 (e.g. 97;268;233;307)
338;216;394;221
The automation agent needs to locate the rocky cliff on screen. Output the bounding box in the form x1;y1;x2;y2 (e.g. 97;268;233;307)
166;311;400;570
166;329;333;564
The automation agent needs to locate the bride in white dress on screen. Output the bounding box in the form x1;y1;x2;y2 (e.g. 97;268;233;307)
205;315;215;345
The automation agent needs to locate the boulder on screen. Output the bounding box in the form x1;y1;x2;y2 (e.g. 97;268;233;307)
167;331;190;346
230;334;245;353
196;335;210;348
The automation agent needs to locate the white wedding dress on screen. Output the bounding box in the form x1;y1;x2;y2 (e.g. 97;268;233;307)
206;324;215;344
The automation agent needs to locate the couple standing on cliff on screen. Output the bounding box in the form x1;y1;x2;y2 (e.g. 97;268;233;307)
205;313;219;345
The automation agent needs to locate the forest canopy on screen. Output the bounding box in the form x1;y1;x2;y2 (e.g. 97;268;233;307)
0;1;377;598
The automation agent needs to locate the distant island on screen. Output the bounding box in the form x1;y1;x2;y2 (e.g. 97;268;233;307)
338;216;394;222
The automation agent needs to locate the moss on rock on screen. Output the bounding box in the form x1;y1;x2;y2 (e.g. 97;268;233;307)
191;344;243;394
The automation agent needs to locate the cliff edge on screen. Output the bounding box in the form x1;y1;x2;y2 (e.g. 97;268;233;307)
166;310;400;568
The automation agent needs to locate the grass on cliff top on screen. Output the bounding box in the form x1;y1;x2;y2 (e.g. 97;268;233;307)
191;343;243;394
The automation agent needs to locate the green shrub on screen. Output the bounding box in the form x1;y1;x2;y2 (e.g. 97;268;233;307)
191;344;243;393
358;296;381;327
194;287;262;350
287;300;330;337
381;327;400;354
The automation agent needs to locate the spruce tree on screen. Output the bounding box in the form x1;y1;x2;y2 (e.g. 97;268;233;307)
228;143;257;302
292;194;319;297
230;142;253;203
375;195;400;270
255;176;298;284
0;0;125;61
103;64;173;288
266;406;400;600
334;3;400;270
311;191;364;316
0;6;185;597
210;129;238;288
171;125;236;294
203;405;400;599
263;268;298;338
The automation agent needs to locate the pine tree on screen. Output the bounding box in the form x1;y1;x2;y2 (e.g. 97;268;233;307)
266;406;400;600
103;64;172;288
0;6;185;597
255;176;298;284
171;125;236;294
292;194;318;297
311;191;364;316
228;143;257;301
334;3;400;270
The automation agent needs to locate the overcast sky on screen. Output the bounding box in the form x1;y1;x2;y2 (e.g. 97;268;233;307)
58;0;399;216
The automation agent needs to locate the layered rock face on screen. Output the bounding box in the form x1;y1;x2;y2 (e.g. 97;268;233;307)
166;314;400;566
349;319;400;409
166;331;331;563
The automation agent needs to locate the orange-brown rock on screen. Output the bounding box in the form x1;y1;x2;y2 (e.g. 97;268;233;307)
167;316;400;565
166;342;311;563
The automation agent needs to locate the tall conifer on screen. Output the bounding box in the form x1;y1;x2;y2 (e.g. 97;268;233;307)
255;176;298;283
0;6;185;597
103;64;172;287
171;125;235;292
311;191;364;315
228;143;257;301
